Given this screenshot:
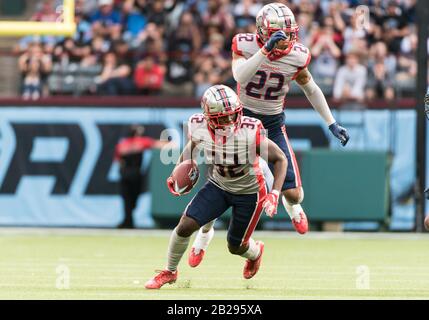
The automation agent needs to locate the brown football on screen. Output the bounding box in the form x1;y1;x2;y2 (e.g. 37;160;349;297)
425;215;429;231
171;159;199;194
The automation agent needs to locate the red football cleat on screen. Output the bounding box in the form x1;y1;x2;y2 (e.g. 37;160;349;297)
188;247;205;268
145;269;178;289
243;241;264;279
292;212;308;234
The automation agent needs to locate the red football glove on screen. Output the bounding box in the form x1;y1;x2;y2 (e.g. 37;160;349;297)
166;176;180;196
262;190;280;218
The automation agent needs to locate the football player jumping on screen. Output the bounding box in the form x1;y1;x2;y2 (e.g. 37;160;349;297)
145;85;288;289
188;3;350;268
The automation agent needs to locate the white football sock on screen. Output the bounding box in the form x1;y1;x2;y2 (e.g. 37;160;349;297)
166;227;191;272
240;238;260;261
192;226;214;254
282;195;303;222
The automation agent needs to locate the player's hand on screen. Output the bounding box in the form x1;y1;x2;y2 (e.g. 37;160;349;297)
263;30;287;53
262;191;280;218
329;122;349;146
166;176;180;196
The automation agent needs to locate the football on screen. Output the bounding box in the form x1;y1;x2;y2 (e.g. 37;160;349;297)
171;159;199;194
425;215;429;231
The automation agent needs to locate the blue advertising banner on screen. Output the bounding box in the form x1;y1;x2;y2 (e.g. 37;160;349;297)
0;107;417;229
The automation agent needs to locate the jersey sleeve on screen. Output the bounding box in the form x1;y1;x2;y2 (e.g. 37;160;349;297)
291;43;312;80
231;34;244;57
187;113;205;141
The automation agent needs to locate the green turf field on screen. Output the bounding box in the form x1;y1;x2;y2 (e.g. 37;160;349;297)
0;229;428;299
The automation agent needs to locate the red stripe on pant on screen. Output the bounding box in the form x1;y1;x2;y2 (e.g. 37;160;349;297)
241;172;267;246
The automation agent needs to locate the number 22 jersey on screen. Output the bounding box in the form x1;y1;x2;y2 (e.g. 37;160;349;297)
232;33;311;116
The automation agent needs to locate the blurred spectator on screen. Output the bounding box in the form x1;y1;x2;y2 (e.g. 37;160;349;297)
75;0;98;16
233;0;262;31
381;1;409;54
310;16;342;84
135;23;166;63
18;43;52;99
91;0;122;40
201;0;235;41
22;59;44;100
80;36;108;67
342;11;368;55
52;38;82;65
147;0;167;33
31;0;59;22
73;9;93;45
121;0;147;41
134;55;165;95
366;41;396;101
167;12;202;60
96;51;135;95
162;13;197;97
195;32;233;93
13;0;420;98
194;58;221;98
396;32;417;94
297;12;316;47
113;39;134;66
333;52;367;104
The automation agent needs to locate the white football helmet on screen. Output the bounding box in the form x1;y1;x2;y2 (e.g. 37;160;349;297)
201;85;243;136
256;3;299;51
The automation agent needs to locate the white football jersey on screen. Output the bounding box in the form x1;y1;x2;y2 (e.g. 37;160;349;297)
232;33;311;115
187;113;266;194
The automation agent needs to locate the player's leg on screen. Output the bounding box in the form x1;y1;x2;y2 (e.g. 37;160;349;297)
189;159;271;266
226;186;266;279
145;181;229;289
145;214;199;289
118;179;134;228
128;177;142;228
274;125;308;234
243;109;308;233
188;219;216;267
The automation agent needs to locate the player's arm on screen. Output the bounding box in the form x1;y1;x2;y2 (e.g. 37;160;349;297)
166;140;199;196
257;138;287;217
295;67;350;146
232;31;287;84
176;140;199;165
266;139;287;195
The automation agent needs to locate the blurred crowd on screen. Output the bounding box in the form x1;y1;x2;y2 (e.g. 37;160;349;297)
15;0;421;103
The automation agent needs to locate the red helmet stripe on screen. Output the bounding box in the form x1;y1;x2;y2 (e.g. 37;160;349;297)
218;87;232;112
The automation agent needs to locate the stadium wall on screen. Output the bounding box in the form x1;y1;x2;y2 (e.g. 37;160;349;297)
0;105;417;230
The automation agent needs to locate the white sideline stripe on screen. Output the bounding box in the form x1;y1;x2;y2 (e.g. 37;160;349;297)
0;228;429;240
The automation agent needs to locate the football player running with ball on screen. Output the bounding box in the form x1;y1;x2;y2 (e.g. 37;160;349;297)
189;3;350;267
145;85;288;289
